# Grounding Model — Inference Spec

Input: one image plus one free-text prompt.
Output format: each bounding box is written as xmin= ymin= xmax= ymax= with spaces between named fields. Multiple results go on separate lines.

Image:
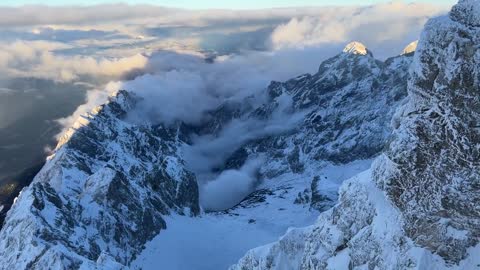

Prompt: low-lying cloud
xmin=270 ymin=2 xmax=446 ymax=59
xmin=0 ymin=40 xmax=148 ymax=82
xmin=106 ymin=48 xmax=330 ymax=126
xmin=200 ymin=157 xmax=264 ymax=211
xmin=183 ymin=92 xmax=306 ymax=173
xmin=0 ymin=2 xmax=448 ymax=85
xmin=181 ymin=89 xmax=307 ymax=211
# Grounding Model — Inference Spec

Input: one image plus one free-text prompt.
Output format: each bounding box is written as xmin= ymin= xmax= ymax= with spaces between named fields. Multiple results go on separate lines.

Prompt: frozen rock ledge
xmin=450 ymin=0 xmax=480 ymax=26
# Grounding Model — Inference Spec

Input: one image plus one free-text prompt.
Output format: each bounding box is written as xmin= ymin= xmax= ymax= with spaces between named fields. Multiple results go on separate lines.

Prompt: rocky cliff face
xmin=231 ymin=1 xmax=480 ymax=269
xmin=0 ymin=91 xmax=199 ymax=269
xmin=375 ymin=0 xmax=480 ymax=263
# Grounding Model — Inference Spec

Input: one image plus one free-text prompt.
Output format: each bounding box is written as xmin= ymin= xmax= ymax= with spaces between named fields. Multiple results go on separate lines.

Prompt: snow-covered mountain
xmin=231 ymin=0 xmax=480 ymax=269
xmin=0 ymin=1 xmax=478 ymax=269
xmin=0 ymin=91 xmax=200 ymax=269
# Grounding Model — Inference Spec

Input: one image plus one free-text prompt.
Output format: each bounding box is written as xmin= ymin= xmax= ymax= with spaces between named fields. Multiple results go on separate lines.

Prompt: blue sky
xmin=0 ymin=0 xmax=456 ymax=9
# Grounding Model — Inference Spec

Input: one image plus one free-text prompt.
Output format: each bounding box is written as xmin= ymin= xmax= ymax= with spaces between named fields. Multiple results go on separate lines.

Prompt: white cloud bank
xmin=0 ymin=2 xmax=448 ymax=83
xmin=0 ymin=40 xmax=148 ymax=82
xmin=200 ymin=158 xmax=264 ymax=211
xmin=270 ymin=2 xmax=446 ymax=58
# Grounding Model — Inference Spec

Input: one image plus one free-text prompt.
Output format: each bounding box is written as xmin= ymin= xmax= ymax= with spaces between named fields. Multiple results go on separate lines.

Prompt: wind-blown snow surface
xmin=232 ymin=0 xmax=480 ymax=269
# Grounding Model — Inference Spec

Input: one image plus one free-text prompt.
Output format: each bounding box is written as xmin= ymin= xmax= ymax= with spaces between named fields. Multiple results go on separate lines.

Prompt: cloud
xmin=183 ymin=91 xmax=307 ymax=174
xmin=54 ymin=81 xmax=121 ymax=139
xmin=124 ymin=71 xmax=217 ymax=125
xmin=0 ymin=4 xmax=372 ymax=28
xmin=0 ymin=2 xmax=448 ymax=84
xmin=105 ymin=45 xmax=337 ymax=127
xmin=270 ymin=2 xmax=447 ymax=59
xmin=180 ymin=90 xmax=307 ymax=211
xmin=0 ymin=40 xmax=148 ymax=82
xmin=200 ymin=157 xmax=263 ymax=211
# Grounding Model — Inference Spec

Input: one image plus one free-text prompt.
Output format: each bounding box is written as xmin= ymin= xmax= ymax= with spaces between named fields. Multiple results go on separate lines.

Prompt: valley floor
xmin=132 ymin=159 xmax=372 ymax=269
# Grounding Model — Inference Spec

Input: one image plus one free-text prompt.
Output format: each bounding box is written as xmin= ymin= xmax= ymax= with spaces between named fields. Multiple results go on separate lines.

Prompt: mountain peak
xmin=401 ymin=40 xmax=418 ymax=55
xmin=450 ymin=0 xmax=480 ymax=27
xmin=343 ymin=41 xmax=371 ymax=56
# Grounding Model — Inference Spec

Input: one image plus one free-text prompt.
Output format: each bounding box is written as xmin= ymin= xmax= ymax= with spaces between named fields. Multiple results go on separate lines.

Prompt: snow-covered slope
xmin=375 ymin=0 xmax=480 ymax=263
xmin=0 ymin=91 xmax=199 ymax=269
xmin=231 ymin=1 xmax=480 ymax=269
